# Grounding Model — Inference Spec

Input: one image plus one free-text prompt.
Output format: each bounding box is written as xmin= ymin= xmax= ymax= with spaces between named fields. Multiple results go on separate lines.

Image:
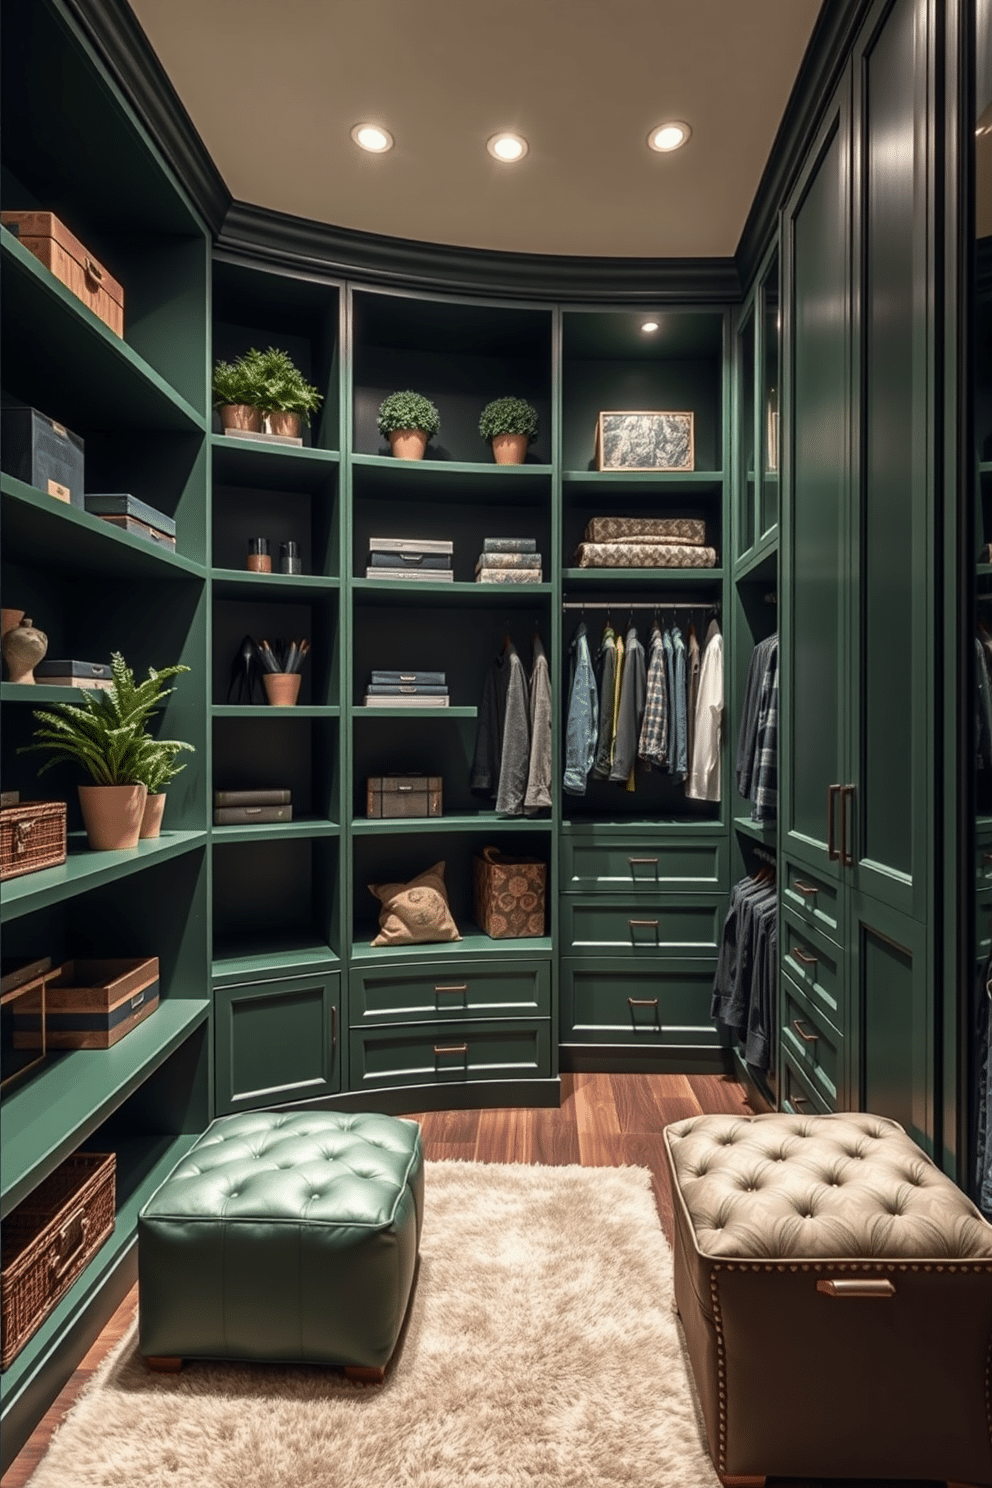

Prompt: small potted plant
xmin=478 ymin=396 xmax=539 ymax=465
xmin=252 ymin=346 xmax=323 ymax=441
xmin=213 ymin=350 xmax=267 ymax=433
xmin=21 ymin=653 xmax=193 ymax=851
xmin=377 ymin=390 xmax=441 ymax=460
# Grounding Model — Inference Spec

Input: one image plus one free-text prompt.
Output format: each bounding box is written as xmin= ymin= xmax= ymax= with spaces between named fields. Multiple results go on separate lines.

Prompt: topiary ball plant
xmin=478 ymin=396 xmax=539 ymax=445
xmin=377 ymin=391 xmax=441 ymax=439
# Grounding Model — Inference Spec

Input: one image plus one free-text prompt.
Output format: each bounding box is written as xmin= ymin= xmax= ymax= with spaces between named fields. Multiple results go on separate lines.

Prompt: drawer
xmin=349 ymin=1018 xmax=551 ymax=1091
xmin=561 ymin=834 xmax=727 ymax=894
xmin=780 ymin=973 xmax=842 ymax=1111
xmin=780 ymin=856 xmax=843 ymax=944
xmin=780 ymin=1048 xmax=829 ymax=1115
xmin=780 ymin=910 xmax=844 ymax=1030
xmin=560 ymin=956 xmax=720 ymax=1047
xmin=349 ymin=958 xmax=550 ymax=1025
xmin=214 ymin=971 xmax=340 ymax=1116
xmin=561 ymin=896 xmax=723 ymax=956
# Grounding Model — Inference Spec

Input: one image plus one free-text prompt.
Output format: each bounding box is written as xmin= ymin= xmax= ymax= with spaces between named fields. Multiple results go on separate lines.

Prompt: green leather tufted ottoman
xmin=664 ymin=1112 xmax=992 ymax=1488
xmin=138 ymin=1110 xmax=423 ymax=1382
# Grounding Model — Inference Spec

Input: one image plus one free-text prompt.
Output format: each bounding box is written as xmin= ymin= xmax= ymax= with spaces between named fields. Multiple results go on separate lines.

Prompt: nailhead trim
xmin=710 ymin=1265 xmax=728 ymax=1472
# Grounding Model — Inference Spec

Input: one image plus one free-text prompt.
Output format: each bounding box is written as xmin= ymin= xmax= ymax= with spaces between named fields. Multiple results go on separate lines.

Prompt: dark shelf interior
xmin=212 ymin=835 xmax=338 ymax=961
xmin=212 ymin=469 xmax=338 ymax=577
xmin=211 ymin=593 xmax=338 ymax=706
xmin=213 ymin=715 xmax=338 ymax=821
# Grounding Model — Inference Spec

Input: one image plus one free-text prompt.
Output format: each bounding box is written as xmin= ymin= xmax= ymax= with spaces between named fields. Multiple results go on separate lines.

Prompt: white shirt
xmin=685 ymin=625 xmax=723 ymax=801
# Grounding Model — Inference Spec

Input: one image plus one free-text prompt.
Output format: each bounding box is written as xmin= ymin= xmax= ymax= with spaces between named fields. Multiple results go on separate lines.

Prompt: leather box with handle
xmin=473 ymin=845 xmax=547 ymax=939
xmin=1 ymin=212 xmax=124 ymax=337
xmin=366 ymin=775 xmax=442 ymax=818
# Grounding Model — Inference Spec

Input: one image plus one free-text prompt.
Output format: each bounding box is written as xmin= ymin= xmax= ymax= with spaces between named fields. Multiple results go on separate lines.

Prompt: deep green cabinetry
xmin=214 ymin=971 xmax=340 ymax=1115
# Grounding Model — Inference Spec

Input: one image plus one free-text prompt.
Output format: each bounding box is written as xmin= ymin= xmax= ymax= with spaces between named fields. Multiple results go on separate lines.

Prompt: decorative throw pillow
xmin=368 ymin=860 xmax=462 ymax=947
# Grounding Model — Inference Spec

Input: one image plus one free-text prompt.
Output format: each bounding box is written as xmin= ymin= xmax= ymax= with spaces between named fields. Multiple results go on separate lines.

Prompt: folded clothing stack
xmin=367 ymin=536 xmax=453 ymax=581
xmin=213 ymin=788 xmax=293 ymax=826
xmin=573 ymin=516 xmax=717 ymax=569
xmin=365 ymin=670 xmax=449 ymax=706
xmin=34 ymin=659 xmax=113 ymax=691
xmin=475 ymin=537 xmax=542 ymax=583
xmin=84 ymin=493 xmax=176 ymax=552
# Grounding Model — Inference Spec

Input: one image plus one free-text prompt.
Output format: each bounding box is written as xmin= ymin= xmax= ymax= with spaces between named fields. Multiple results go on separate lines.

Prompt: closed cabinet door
xmin=215 ymin=972 xmax=340 ymax=1115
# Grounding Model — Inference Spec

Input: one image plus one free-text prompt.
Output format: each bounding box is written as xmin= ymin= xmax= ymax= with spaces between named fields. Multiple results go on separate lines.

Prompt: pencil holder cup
xmin=263 ymin=673 xmax=301 ymax=707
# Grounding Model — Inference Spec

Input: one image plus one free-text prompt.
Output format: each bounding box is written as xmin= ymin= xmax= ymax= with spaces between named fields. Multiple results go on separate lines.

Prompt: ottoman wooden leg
xmin=344 ymin=1364 xmax=386 ymax=1385
xmin=146 ymin=1356 xmax=184 ymax=1374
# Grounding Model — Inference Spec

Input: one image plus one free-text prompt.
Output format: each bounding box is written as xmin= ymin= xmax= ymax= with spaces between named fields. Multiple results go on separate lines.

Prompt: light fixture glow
xmin=648 ymin=121 xmax=691 ymax=153
xmin=487 ymin=132 xmax=528 ymax=163
xmin=640 ymin=321 xmax=660 ymax=334
xmin=351 ymin=123 xmax=394 ymax=153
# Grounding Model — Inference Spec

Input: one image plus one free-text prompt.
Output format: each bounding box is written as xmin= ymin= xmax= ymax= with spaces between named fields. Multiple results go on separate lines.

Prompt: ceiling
xmin=128 ymin=0 xmax=824 ymax=259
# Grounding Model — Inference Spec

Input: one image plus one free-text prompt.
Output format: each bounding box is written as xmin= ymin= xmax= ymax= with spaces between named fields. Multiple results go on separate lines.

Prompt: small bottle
xmin=247 ymin=537 xmax=272 ymax=574
xmin=279 ymin=540 xmax=302 ymax=575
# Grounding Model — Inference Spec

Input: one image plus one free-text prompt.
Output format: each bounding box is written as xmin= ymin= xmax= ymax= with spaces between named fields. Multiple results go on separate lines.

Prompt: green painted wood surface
xmin=351 ymin=814 xmax=553 ymax=835
xmin=350 ymin=958 xmax=551 ymax=1024
xmin=560 ymin=895 xmax=724 ymax=956
xmin=560 ymin=833 xmax=728 ymax=893
xmin=559 ymin=955 xmax=720 ymax=1046
xmin=781 ymin=971 xmax=843 ymax=1110
xmin=214 ymin=972 xmax=340 ymax=1114
xmin=212 ymin=940 xmax=340 ymax=986
xmin=0 ymin=831 xmax=206 ymax=923
xmin=780 ymin=908 xmax=845 ymax=1031
xmin=349 ymin=932 xmax=553 ymax=963
xmin=348 ymin=1017 xmax=551 ymax=1089
xmin=780 ymin=852 xmax=844 ymax=944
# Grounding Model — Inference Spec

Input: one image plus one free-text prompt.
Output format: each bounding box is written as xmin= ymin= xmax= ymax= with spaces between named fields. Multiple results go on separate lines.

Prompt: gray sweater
xmin=525 ymin=635 xmax=552 ymax=812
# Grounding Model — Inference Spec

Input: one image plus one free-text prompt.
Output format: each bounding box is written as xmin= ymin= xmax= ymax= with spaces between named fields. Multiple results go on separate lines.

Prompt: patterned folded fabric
xmin=583 ymin=516 xmax=707 ymax=545
xmin=573 ymin=541 xmax=717 ymax=569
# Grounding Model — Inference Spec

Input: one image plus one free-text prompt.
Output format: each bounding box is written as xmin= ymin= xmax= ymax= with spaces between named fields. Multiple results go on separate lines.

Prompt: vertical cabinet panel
xmin=852 ymin=896 xmax=929 ymax=1150
xmin=215 ymin=973 xmax=340 ymax=1115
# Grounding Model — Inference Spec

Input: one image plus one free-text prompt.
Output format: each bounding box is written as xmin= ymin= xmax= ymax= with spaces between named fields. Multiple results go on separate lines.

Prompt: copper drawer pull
xmin=840 ymin=783 xmax=855 ymax=868
xmin=792 ymin=1018 xmax=819 ymax=1043
xmin=792 ymin=947 xmax=817 ymax=966
xmin=790 ymin=1093 xmax=810 ymax=1109
xmin=434 ymin=1043 xmax=468 ymax=1056
xmin=628 ymin=856 xmax=659 ymax=866
xmin=816 ymin=1279 xmax=896 ymax=1299
xmin=434 ymin=984 xmax=468 ymax=995
xmin=331 ymin=1004 xmax=337 ymax=1050
xmin=827 ymin=783 xmax=841 ymax=861
xmin=793 ymin=880 xmax=819 ymax=897
xmin=628 ymin=919 xmax=659 ymax=928
xmin=627 ymin=997 xmax=659 ymax=1008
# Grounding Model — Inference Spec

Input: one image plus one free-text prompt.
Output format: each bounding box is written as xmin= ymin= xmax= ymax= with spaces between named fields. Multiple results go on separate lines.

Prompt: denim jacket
xmin=563 ymin=623 xmax=598 ymax=795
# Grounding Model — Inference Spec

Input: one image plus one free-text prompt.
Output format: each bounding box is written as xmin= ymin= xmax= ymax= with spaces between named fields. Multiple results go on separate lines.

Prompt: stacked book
xmin=364 ymin=670 xmax=449 ymax=707
xmin=475 ymin=537 xmax=542 ymax=583
xmin=366 ymin=536 xmax=453 ymax=581
xmin=83 ymin=493 xmax=176 ymax=553
xmin=213 ymin=788 xmax=293 ymax=826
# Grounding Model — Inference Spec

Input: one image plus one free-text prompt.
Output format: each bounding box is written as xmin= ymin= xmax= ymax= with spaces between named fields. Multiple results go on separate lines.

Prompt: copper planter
xmin=219 ymin=404 xmax=263 ymax=433
xmin=78 ymin=783 xmax=147 ymax=851
xmin=491 ymin=433 xmax=528 ymax=465
xmin=139 ymin=792 xmax=166 ymax=839
xmin=263 ymin=673 xmax=302 ymax=707
xmin=263 ymin=410 xmax=301 ymax=439
xmin=389 ymin=429 xmax=428 ymax=460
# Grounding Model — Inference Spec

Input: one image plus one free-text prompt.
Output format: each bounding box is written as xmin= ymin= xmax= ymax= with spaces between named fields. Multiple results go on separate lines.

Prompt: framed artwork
xmin=594 ymin=411 xmax=695 ymax=472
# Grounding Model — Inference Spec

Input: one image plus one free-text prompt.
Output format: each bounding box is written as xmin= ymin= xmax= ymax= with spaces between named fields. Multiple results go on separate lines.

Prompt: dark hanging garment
xmin=610 ymin=625 xmax=646 ymax=787
xmin=592 ymin=624 xmax=618 ymax=779
xmin=638 ymin=624 xmax=668 ymax=769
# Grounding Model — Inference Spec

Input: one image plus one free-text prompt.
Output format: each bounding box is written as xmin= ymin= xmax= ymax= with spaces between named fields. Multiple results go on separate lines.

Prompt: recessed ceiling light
xmin=487 ymin=132 xmax=529 ymax=163
xmin=641 ymin=321 xmax=660 ymax=334
xmin=351 ymin=123 xmax=394 ymax=153
xmin=648 ymin=122 xmax=691 ymax=153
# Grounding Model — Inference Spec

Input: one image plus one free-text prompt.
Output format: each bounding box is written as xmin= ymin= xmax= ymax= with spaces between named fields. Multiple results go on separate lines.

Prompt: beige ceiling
xmin=130 ymin=0 xmax=824 ymax=258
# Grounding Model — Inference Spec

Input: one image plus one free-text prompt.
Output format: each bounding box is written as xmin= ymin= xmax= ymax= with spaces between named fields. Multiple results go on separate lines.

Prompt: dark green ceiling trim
xmin=59 ymin=0 xmax=231 ymax=235
xmin=218 ymin=201 xmax=741 ymax=304
xmin=736 ymin=0 xmax=876 ymax=288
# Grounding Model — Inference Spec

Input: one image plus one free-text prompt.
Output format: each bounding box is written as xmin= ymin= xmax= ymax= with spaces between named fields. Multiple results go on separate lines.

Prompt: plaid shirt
xmin=751 ymin=640 xmax=779 ymax=822
xmin=638 ymin=626 xmax=668 ymax=768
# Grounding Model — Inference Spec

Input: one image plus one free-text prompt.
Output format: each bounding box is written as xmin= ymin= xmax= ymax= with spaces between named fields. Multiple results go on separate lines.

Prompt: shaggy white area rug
xmin=27 ymin=1161 xmax=718 ymax=1487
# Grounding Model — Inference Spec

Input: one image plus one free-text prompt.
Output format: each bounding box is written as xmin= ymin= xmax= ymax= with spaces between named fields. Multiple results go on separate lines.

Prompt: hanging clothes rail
xmin=561 ymin=600 xmax=721 ymax=612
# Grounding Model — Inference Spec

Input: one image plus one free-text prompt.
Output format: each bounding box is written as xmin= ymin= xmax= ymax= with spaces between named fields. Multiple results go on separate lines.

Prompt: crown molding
xmin=60 ymin=0 xmax=231 ymax=235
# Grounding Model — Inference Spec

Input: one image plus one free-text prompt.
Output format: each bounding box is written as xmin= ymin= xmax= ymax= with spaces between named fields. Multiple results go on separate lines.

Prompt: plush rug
xmin=26 ymin=1161 xmax=718 ymax=1487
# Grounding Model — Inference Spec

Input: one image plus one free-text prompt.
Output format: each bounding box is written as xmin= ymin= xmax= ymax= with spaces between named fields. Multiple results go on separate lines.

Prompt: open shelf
xmin=354 ymin=705 xmax=478 ymax=720
xmin=350 ymin=929 xmax=553 ymax=963
xmin=352 ymin=453 xmax=553 ymax=484
xmin=0 ymin=831 xmax=206 ymax=923
xmin=0 ymin=229 xmax=203 ymax=435
xmin=1 ymin=682 xmax=97 ymax=705
xmin=352 ymin=578 xmax=551 ymax=604
xmin=211 ymin=434 xmax=339 ymax=490
xmin=562 ymin=567 xmax=724 ymax=585
xmin=211 ymin=818 xmax=340 ymax=843
xmin=352 ymin=814 xmax=553 ymax=835
xmin=0 ymin=476 xmax=206 ymax=580
xmin=734 ymin=539 xmax=778 ymax=584
xmin=562 ymin=470 xmax=723 ymax=495
xmin=0 ymin=998 xmax=209 ymax=1215
xmin=211 ymin=570 xmax=338 ymax=601
xmin=733 ymin=816 xmax=777 ymax=844
xmin=211 ymin=704 xmax=339 ymax=719
xmin=212 ymin=937 xmax=340 ymax=987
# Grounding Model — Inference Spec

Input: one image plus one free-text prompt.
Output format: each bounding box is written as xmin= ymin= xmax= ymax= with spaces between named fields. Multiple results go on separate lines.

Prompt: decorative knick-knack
xmin=2 ymin=617 xmax=48 ymax=684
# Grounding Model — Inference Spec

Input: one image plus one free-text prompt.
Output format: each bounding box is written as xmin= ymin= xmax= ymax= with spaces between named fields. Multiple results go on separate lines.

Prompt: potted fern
xmin=377 ymin=390 xmax=441 ymax=460
xmin=21 ymin=654 xmax=194 ymax=851
xmin=213 ymin=347 xmax=323 ymax=440
xmin=478 ymin=396 xmax=539 ymax=465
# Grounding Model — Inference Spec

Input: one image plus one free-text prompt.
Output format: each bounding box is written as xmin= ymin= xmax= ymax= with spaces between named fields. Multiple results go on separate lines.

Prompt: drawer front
xmin=780 ymin=910 xmax=845 ymax=1031
xmin=781 ymin=856 xmax=843 ymax=944
xmin=561 ymin=896 xmax=723 ymax=956
xmin=350 ymin=958 xmax=550 ymax=1025
xmin=215 ymin=972 xmax=340 ymax=1116
xmin=780 ymin=1049 xmax=829 ymax=1115
xmin=349 ymin=1019 xmax=551 ymax=1090
xmin=560 ymin=956 xmax=720 ymax=1047
xmin=780 ymin=973 xmax=842 ymax=1111
xmin=561 ymin=835 xmax=727 ymax=895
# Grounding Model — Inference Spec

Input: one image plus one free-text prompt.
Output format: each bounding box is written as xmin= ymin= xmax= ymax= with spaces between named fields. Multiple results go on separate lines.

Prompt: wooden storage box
xmin=367 ymin=776 xmax=442 ymax=818
xmin=1 ymin=1153 xmax=116 ymax=1370
xmin=473 ymin=846 xmax=547 ymax=939
xmin=11 ymin=958 xmax=160 ymax=1051
xmin=1 ymin=212 xmax=124 ymax=337
xmin=0 ymin=801 xmax=67 ymax=882
xmin=0 ymin=960 xmax=50 ymax=1091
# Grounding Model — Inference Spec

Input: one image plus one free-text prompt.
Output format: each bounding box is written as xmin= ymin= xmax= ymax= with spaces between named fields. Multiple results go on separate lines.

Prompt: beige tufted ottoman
xmin=664 ymin=1112 xmax=992 ymax=1488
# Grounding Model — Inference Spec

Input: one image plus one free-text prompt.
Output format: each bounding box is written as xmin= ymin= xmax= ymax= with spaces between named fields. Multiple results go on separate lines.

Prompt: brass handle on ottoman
xmin=792 ymin=947 xmax=817 ymax=967
xmin=434 ymin=1043 xmax=468 ymax=1056
xmin=793 ymin=880 xmax=819 ymax=897
xmin=792 ymin=1018 xmax=819 ymax=1043
xmin=816 ymin=1279 xmax=896 ymax=1299
xmin=627 ymin=997 xmax=659 ymax=1008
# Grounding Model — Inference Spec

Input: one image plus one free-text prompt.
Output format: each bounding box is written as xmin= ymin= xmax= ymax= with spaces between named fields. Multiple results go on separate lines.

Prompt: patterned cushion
xmin=584 ymin=516 xmax=707 ymax=544
xmin=368 ymin=859 xmax=461 ymax=946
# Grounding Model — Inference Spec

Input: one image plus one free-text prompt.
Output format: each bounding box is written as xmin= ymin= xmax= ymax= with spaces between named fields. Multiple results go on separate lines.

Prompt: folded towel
xmin=573 ymin=541 xmax=717 ymax=569
xmin=583 ymin=516 xmax=706 ymax=545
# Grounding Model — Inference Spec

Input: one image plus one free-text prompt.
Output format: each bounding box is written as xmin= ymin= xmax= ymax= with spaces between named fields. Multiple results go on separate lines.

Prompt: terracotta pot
xmin=78 ymin=783 xmax=147 ymax=851
xmin=1 ymin=608 xmax=25 ymax=639
xmin=389 ymin=429 xmax=428 ymax=460
xmin=140 ymin=792 xmax=167 ymax=839
xmin=491 ymin=433 xmax=529 ymax=465
xmin=263 ymin=672 xmax=302 ymax=707
xmin=2 ymin=617 xmax=48 ymax=684
xmin=263 ymin=410 xmax=301 ymax=439
xmin=219 ymin=403 xmax=263 ymax=433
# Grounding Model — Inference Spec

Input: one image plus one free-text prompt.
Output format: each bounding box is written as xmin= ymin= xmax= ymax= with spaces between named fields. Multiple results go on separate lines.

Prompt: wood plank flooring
xmin=1 ymin=1073 xmax=940 ymax=1488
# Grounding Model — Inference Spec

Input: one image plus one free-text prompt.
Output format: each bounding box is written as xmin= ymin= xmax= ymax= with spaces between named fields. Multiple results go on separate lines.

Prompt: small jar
xmin=247 ymin=537 xmax=272 ymax=574
xmin=279 ymin=541 xmax=302 ymax=575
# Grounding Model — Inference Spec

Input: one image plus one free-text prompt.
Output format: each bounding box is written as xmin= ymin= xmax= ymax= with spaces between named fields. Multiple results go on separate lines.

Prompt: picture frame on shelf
xmin=594 ymin=411 xmax=695 ymax=472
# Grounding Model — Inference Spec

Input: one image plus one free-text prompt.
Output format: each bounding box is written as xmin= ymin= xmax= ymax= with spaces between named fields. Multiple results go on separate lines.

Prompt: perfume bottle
xmin=247 ymin=537 xmax=272 ymax=574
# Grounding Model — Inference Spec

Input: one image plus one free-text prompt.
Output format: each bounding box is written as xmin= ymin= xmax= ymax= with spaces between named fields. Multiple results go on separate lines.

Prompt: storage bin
xmin=1 ymin=211 xmax=124 ymax=337
xmin=473 ymin=846 xmax=547 ymax=939
xmin=367 ymin=776 xmax=442 ymax=818
xmin=0 ymin=801 xmax=67 ymax=882
xmin=1 ymin=1152 xmax=116 ymax=1369
xmin=0 ymin=405 xmax=85 ymax=508
xmin=12 ymin=958 xmax=160 ymax=1051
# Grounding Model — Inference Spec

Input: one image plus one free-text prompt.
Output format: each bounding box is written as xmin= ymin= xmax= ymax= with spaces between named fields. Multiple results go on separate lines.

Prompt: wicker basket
xmin=0 ymin=801 xmax=67 ymax=882
xmin=1 ymin=1152 xmax=116 ymax=1370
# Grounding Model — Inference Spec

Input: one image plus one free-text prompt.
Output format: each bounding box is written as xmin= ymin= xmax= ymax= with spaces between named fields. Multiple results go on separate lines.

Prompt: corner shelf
xmin=211 ymin=938 xmax=340 ymax=986
xmin=0 ymin=830 xmax=207 ymax=923
xmin=210 ymin=433 xmax=339 ymax=491
xmin=1 ymin=228 xmax=204 ymax=434
xmin=562 ymin=470 xmax=724 ymax=494
xmin=349 ymin=930 xmax=553 ymax=963
xmin=211 ymin=570 xmax=339 ymax=600
xmin=210 ymin=819 xmax=340 ymax=843
xmin=1 ymin=682 xmax=96 ymax=705
xmin=562 ymin=568 xmax=723 ymax=585
xmin=351 ymin=814 xmax=553 ymax=835
xmin=352 ymin=453 xmax=553 ymax=479
xmin=352 ymin=578 xmax=551 ymax=605
xmin=353 ymin=705 xmax=477 ymax=720
xmin=733 ymin=816 xmax=777 ymax=844
xmin=211 ymin=704 xmax=340 ymax=719
xmin=734 ymin=538 xmax=778 ymax=584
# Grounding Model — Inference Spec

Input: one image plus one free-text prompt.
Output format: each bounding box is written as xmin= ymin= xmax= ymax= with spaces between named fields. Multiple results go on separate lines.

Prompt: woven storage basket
xmin=1 ymin=1152 xmax=115 ymax=1369
xmin=473 ymin=845 xmax=547 ymax=939
xmin=0 ymin=801 xmax=67 ymax=882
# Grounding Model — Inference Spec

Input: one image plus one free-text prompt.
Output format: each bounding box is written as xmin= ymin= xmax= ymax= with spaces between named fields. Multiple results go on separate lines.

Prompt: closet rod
xmin=561 ymin=600 xmax=721 ymax=612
